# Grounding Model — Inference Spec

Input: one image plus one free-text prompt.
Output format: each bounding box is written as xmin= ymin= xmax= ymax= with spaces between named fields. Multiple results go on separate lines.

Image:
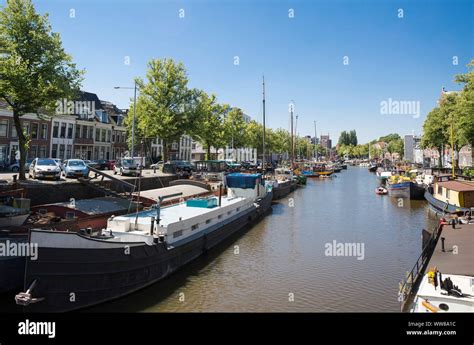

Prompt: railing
xmin=398 ymin=223 xmax=443 ymax=311
xmin=79 ymin=166 xmax=136 ymax=199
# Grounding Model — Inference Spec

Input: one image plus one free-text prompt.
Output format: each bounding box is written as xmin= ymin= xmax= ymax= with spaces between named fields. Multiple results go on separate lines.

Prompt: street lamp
xmin=114 ymin=80 xmax=137 ymax=158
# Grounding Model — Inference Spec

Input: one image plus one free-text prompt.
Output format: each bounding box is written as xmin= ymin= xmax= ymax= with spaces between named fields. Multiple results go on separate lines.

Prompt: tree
xmin=188 ymin=91 xmax=227 ymax=159
xmin=223 ymin=107 xmax=247 ymax=153
xmin=0 ymin=0 xmax=83 ymax=179
xmin=454 ymin=60 xmax=474 ymax=162
xmin=133 ymin=58 xmax=194 ymax=161
xmin=349 ymin=130 xmax=358 ymax=146
xmin=272 ymin=128 xmax=290 ymax=157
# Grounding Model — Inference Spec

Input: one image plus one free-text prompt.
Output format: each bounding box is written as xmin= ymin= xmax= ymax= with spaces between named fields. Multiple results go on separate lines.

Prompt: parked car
xmin=106 ymin=160 xmax=116 ymax=170
xmin=63 ymin=159 xmax=90 ymax=178
xmin=91 ymin=159 xmax=111 ymax=170
xmin=113 ymin=158 xmax=140 ymax=176
xmin=9 ymin=159 xmax=34 ymax=172
xmin=28 ymin=158 xmax=61 ymax=180
xmin=150 ymin=161 xmax=164 ymax=170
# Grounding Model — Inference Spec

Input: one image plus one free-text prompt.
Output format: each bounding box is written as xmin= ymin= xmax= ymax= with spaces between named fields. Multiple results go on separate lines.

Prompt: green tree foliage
xmin=188 ymin=91 xmax=228 ymax=159
xmin=223 ymin=107 xmax=247 ymax=151
xmin=133 ymin=58 xmax=194 ymax=161
xmin=0 ymin=0 xmax=83 ymax=179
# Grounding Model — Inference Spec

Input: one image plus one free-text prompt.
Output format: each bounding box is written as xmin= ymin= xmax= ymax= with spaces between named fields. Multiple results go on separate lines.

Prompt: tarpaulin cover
xmin=226 ymin=173 xmax=262 ymax=189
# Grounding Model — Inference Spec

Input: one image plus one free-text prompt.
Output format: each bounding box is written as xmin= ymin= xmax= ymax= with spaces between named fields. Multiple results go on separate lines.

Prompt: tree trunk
xmin=13 ymin=110 xmax=27 ymax=180
xmin=162 ymin=139 xmax=168 ymax=162
xmin=206 ymin=142 xmax=211 ymax=161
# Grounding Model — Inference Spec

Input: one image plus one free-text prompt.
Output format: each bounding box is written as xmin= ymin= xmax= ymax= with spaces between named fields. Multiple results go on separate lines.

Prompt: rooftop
xmin=437 ymin=181 xmax=474 ymax=192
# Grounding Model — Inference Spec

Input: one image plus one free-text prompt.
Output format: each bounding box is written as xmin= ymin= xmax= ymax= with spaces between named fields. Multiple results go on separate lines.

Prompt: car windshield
xmin=37 ymin=159 xmax=57 ymax=166
xmin=122 ymin=159 xmax=135 ymax=166
xmin=69 ymin=160 xmax=85 ymax=167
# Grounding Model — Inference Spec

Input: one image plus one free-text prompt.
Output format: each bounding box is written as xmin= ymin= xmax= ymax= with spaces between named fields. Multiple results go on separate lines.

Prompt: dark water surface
xmin=88 ymin=166 xmax=438 ymax=312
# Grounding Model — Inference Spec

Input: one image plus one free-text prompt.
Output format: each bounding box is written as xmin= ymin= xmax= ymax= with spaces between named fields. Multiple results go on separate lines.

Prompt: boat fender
xmin=421 ymin=300 xmax=439 ymax=313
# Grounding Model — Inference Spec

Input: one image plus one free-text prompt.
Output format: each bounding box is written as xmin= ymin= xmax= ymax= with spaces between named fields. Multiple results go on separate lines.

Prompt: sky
xmin=4 ymin=0 xmax=473 ymax=143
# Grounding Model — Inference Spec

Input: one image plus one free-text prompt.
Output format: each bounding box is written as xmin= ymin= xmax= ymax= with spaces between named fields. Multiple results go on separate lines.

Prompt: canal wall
xmin=13 ymin=174 xmax=178 ymax=206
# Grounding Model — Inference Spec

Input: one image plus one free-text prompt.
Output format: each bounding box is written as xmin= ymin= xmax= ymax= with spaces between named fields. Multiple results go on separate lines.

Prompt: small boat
xmin=368 ymin=164 xmax=377 ymax=173
xmin=376 ymin=169 xmax=393 ymax=183
xmin=0 ymin=196 xmax=30 ymax=227
xmin=375 ymin=187 xmax=388 ymax=195
xmin=16 ymin=173 xmax=273 ymax=312
xmin=272 ymin=168 xmax=293 ymax=199
xmin=341 ymin=164 xmax=348 ymax=170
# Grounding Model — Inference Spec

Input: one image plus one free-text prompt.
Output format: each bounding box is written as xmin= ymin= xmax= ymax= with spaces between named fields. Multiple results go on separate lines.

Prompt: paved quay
xmin=426 ymin=222 xmax=474 ymax=276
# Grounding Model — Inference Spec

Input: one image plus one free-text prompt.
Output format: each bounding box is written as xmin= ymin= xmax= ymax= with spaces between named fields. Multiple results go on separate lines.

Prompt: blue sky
xmin=5 ymin=0 xmax=474 ymax=143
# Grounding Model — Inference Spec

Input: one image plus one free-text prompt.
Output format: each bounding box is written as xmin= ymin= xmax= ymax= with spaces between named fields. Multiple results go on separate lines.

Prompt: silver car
xmin=28 ymin=158 xmax=61 ymax=180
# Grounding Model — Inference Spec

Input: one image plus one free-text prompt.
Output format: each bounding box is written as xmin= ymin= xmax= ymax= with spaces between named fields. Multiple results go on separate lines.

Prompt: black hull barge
xmin=16 ymin=173 xmax=272 ymax=312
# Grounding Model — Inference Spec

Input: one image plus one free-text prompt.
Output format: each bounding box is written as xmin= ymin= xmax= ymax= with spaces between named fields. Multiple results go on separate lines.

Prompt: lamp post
xmin=114 ymin=80 xmax=137 ymax=158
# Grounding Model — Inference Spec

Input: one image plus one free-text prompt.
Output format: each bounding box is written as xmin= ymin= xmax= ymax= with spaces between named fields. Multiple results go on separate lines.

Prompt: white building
xmin=50 ymin=115 xmax=76 ymax=160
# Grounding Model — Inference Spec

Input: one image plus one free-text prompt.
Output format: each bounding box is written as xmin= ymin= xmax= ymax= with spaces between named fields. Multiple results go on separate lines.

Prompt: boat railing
xmin=398 ymin=223 xmax=443 ymax=311
xmin=78 ymin=166 xmax=136 ymax=199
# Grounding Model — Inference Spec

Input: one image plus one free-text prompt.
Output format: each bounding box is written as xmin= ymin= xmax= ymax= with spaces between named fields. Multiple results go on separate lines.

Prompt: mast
xmin=290 ymin=103 xmax=294 ymax=167
xmin=314 ymin=121 xmax=317 ymax=161
xmin=295 ymin=114 xmax=298 ymax=161
xmin=262 ymin=75 xmax=266 ymax=173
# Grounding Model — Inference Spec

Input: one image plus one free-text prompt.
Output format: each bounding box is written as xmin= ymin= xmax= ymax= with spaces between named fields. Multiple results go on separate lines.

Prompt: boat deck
xmin=426 ymin=222 xmax=474 ymax=277
xmin=114 ymin=196 xmax=247 ymax=227
xmin=137 ymin=185 xmax=209 ymax=202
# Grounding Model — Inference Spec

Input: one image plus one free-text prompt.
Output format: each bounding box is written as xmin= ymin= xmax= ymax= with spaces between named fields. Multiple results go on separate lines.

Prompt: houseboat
xmin=424 ymin=178 xmax=474 ymax=215
xmin=15 ymin=173 xmax=273 ymax=312
xmin=272 ymin=168 xmax=293 ymax=199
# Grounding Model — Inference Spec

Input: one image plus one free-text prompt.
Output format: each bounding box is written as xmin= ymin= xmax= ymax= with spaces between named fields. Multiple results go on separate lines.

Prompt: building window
xmin=40 ymin=124 xmax=48 ymax=140
xmin=39 ymin=146 xmax=46 ymax=158
xmin=88 ymin=126 xmax=93 ymax=139
xmin=59 ymin=144 xmax=65 ymax=159
xmin=67 ymin=123 xmax=73 ymax=139
xmin=31 ymin=123 xmax=39 ymax=139
xmin=23 ymin=122 xmax=30 ymax=136
xmin=75 ymin=125 xmax=81 ymax=139
xmin=11 ymin=124 xmax=17 ymax=138
xmin=53 ymin=122 xmax=59 ymax=138
xmin=60 ymin=123 xmax=66 ymax=138
xmin=66 ymin=145 xmax=72 ymax=159
xmin=0 ymin=119 xmax=8 ymax=137
xmin=51 ymin=144 xmax=58 ymax=158
xmin=101 ymin=129 xmax=106 ymax=142
xmin=108 ymin=130 xmax=111 ymax=142
xmin=30 ymin=145 xmax=37 ymax=158
xmin=96 ymin=128 xmax=100 ymax=142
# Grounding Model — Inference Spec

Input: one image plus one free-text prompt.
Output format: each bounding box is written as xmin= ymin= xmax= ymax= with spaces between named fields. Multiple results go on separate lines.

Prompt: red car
xmin=107 ymin=160 xmax=116 ymax=170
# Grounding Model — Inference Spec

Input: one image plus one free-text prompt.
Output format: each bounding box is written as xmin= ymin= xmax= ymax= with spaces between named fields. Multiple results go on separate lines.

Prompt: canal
xmin=87 ymin=166 xmax=438 ymax=312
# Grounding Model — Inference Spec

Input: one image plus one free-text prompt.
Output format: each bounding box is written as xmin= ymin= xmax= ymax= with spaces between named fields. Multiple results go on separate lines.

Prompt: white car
xmin=28 ymin=158 xmax=61 ymax=180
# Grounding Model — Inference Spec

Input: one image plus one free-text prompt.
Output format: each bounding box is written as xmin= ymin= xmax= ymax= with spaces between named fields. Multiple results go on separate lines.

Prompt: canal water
xmin=87 ymin=166 xmax=438 ymax=312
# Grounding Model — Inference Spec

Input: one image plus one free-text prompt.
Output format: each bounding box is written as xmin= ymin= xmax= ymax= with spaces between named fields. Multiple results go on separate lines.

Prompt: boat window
xmin=438 ymin=186 xmax=442 ymax=195
xmin=445 ymin=189 xmax=450 ymax=198
xmin=218 ymin=214 xmax=223 ymax=219
xmin=236 ymin=207 xmax=240 ymax=212
xmin=192 ymin=224 xmax=199 ymax=230
xmin=438 ymin=303 xmax=449 ymax=311
xmin=227 ymin=210 xmax=232 ymax=215
xmin=173 ymin=230 xmax=183 ymax=238
xmin=205 ymin=219 xmax=211 ymax=224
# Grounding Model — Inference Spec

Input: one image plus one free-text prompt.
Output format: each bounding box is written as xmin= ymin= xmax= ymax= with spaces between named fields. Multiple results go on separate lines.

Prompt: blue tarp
xmin=226 ymin=173 xmax=262 ymax=189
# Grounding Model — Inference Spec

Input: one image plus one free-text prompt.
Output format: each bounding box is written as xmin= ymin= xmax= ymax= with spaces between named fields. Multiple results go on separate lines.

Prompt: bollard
xmin=13 ymin=175 xmax=17 ymax=182
xmin=451 ymin=219 xmax=456 ymax=229
xmin=441 ymin=237 xmax=446 ymax=252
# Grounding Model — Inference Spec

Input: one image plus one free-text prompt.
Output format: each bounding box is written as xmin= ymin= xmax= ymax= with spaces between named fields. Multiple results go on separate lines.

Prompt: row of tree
xmin=336 ymin=133 xmax=404 ymax=159
xmin=338 ymin=130 xmax=358 ymax=146
xmin=421 ymin=60 xmax=474 ymax=166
